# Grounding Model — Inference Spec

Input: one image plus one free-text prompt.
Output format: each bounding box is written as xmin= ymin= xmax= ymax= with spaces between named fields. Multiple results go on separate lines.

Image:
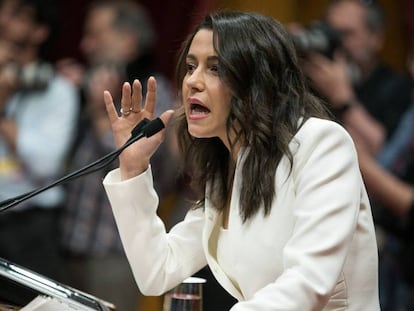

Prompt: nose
xmin=185 ymin=67 xmax=205 ymax=92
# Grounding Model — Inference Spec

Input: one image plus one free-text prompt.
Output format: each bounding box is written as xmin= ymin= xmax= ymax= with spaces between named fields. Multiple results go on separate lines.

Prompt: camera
xmin=291 ymin=20 xmax=341 ymax=59
xmin=3 ymin=62 xmax=53 ymax=91
xmin=17 ymin=62 xmax=53 ymax=90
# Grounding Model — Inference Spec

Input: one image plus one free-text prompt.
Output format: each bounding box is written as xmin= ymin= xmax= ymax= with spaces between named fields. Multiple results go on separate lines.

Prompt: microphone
xmin=0 ymin=117 xmax=165 ymax=213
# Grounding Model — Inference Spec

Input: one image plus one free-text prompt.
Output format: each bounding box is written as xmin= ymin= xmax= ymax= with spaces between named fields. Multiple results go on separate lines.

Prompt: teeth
xmin=191 ymin=108 xmax=209 ymax=115
xmin=190 ymin=103 xmax=210 ymax=114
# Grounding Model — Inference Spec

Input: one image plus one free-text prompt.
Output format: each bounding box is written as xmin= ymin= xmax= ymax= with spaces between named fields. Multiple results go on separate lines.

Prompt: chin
xmin=187 ymin=125 xmax=210 ymax=139
xmin=188 ymin=131 xmax=206 ymax=139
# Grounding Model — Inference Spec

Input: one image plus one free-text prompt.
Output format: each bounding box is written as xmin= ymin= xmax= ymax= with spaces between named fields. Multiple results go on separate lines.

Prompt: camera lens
xmin=291 ymin=20 xmax=341 ymax=58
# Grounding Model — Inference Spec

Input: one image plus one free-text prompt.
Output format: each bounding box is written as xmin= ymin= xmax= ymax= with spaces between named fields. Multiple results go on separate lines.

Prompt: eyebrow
xmin=186 ymin=54 xmax=219 ymax=62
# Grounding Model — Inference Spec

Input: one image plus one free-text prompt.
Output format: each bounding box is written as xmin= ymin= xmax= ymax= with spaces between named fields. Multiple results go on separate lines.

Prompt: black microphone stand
xmin=0 ymin=117 xmax=164 ymax=213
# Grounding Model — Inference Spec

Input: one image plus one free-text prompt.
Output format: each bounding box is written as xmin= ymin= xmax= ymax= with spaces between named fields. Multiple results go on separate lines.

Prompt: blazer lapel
xmin=202 ymin=203 xmax=244 ymax=301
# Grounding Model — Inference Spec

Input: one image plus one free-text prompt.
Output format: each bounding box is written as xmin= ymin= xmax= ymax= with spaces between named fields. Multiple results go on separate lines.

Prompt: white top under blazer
xmin=103 ymin=117 xmax=380 ymax=310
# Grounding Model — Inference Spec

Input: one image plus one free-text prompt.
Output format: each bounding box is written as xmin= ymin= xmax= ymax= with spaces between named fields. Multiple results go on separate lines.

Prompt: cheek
xmin=180 ymin=86 xmax=189 ymax=118
xmin=220 ymin=90 xmax=233 ymax=115
xmin=181 ymin=76 xmax=190 ymax=97
xmin=181 ymin=81 xmax=188 ymax=95
xmin=215 ymin=97 xmax=232 ymax=127
xmin=222 ymin=99 xmax=232 ymax=118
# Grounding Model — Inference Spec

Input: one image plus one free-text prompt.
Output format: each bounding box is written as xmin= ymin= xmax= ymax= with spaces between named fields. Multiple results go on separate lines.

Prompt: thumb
xmin=159 ymin=109 xmax=175 ymax=127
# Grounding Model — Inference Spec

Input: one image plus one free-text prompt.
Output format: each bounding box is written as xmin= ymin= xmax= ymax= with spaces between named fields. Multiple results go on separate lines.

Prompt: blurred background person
xmin=355 ymin=103 xmax=414 ymax=311
xmin=356 ymin=45 xmax=414 ymax=311
xmin=292 ymin=1 xmax=413 ymax=309
xmin=0 ymin=0 xmax=79 ymax=280
xmin=58 ymin=0 xmax=179 ymax=207
xmin=297 ymin=0 xmax=411 ymax=152
xmin=59 ymin=63 xmax=140 ymax=310
xmin=58 ymin=1 xmax=182 ymax=310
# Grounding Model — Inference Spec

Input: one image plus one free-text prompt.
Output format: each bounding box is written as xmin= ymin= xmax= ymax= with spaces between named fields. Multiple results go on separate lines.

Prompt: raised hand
xmin=103 ymin=77 xmax=174 ymax=180
xmin=302 ymin=51 xmax=355 ymax=106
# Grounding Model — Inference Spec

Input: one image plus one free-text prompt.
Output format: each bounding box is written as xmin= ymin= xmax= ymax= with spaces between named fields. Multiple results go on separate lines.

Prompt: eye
xmin=210 ymin=63 xmax=219 ymax=75
xmin=186 ymin=63 xmax=196 ymax=74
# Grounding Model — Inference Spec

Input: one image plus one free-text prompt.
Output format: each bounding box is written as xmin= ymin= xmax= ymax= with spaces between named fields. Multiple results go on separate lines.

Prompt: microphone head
xmin=131 ymin=118 xmax=150 ymax=137
xmin=142 ymin=117 xmax=165 ymax=137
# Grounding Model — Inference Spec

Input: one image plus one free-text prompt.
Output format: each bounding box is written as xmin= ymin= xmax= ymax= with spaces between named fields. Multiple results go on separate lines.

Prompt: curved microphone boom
xmin=0 ymin=117 xmax=165 ymax=213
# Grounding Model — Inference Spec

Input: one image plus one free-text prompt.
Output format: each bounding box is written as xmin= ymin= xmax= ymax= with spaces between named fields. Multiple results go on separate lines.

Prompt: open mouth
xmin=190 ymin=103 xmax=210 ymax=115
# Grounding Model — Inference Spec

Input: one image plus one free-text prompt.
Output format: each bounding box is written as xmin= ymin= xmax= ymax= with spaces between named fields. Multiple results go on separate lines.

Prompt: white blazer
xmin=103 ymin=117 xmax=380 ymax=310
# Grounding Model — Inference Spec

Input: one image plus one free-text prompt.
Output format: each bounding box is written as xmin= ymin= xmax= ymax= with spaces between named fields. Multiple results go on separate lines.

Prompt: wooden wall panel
xmin=218 ymin=0 xmax=299 ymax=23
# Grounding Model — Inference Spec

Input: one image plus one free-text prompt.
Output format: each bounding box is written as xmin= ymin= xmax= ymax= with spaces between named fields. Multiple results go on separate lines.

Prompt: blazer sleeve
xmin=103 ymin=167 xmax=207 ymax=296
xmin=231 ymin=119 xmax=371 ymax=310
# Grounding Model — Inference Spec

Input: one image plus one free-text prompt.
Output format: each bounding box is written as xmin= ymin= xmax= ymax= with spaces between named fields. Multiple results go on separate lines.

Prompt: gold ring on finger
xmin=120 ymin=108 xmax=131 ymax=116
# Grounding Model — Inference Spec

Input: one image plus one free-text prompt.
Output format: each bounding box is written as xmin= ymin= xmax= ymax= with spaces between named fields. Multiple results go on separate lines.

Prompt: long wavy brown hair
xmin=174 ymin=11 xmax=331 ymax=222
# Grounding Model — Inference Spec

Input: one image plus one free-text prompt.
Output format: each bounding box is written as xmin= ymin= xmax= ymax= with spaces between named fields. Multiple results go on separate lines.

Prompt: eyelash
xmin=186 ymin=63 xmax=195 ymax=74
xmin=185 ymin=63 xmax=219 ymax=74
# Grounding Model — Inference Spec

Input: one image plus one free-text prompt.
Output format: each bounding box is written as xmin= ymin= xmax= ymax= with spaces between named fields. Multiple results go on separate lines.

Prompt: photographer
xmin=293 ymin=1 xmax=413 ymax=310
xmin=295 ymin=0 xmax=411 ymax=154
xmin=0 ymin=0 xmax=79 ymax=280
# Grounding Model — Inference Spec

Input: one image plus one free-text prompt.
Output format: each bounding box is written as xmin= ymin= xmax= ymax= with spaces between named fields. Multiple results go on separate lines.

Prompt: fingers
xmin=120 ymin=82 xmax=132 ymax=116
xmin=103 ymin=90 xmax=119 ymax=123
xmin=333 ymin=50 xmax=348 ymax=69
xmin=105 ymin=77 xmax=158 ymax=120
xmin=159 ymin=109 xmax=175 ymax=127
xmin=131 ymin=79 xmax=142 ymax=113
xmin=307 ymin=52 xmax=331 ymax=65
xmin=120 ymin=79 xmax=152 ymax=116
xmin=144 ymin=76 xmax=157 ymax=114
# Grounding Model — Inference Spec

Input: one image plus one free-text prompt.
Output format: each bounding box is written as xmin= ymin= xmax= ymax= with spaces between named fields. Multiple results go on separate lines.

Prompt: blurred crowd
xmin=0 ymin=0 xmax=183 ymax=310
xmin=0 ymin=0 xmax=414 ymax=310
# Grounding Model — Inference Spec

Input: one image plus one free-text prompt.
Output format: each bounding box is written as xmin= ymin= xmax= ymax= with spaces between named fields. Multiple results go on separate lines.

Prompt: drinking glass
xmin=163 ymin=277 xmax=206 ymax=311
